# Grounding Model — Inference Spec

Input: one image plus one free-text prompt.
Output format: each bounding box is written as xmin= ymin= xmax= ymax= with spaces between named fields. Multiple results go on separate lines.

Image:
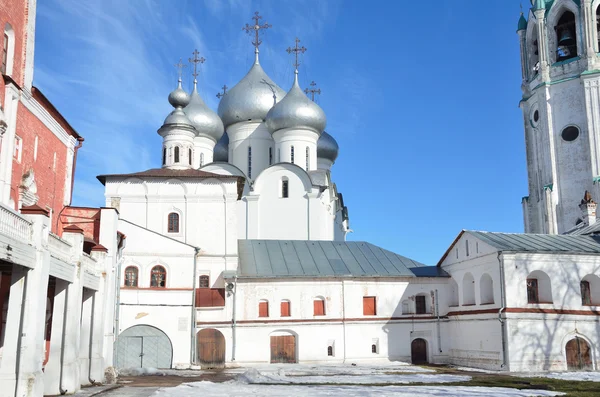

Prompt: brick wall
xmin=0 ymin=0 xmax=28 ymax=89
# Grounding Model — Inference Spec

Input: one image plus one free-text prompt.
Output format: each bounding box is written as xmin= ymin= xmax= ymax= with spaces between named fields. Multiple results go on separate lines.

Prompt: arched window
xmin=327 ymin=346 xmax=333 ymax=356
xmin=281 ymin=177 xmax=289 ymax=198
xmin=258 ymin=299 xmax=269 ymax=317
xmin=290 ymin=145 xmax=295 ymax=164
xmin=581 ymin=274 xmax=600 ymax=305
xmin=2 ymin=24 xmax=14 ymax=76
xmin=313 ymin=297 xmax=325 ymax=316
xmin=529 ymin=25 xmax=540 ymax=79
xmin=269 ymin=147 xmax=273 ymax=165
xmin=555 ymin=11 xmax=577 ymax=62
xmin=278 ymin=148 xmax=281 ymax=163
xmin=199 ymin=275 xmax=209 ymax=288
xmin=526 ymin=270 xmax=553 ymax=304
xmin=124 ymin=266 xmax=138 ymax=287
xmin=174 ymin=146 xmax=180 ymax=163
xmin=480 ymin=273 xmax=494 ymax=304
xmin=162 ymin=147 xmax=166 ymax=165
xmin=462 ymin=272 xmax=475 ymax=305
xmin=248 ymin=146 xmax=252 ymax=178
xmin=305 ymin=146 xmax=309 ymax=170
xmin=200 ymin=152 xmax=204 ymax=167
xmin=168 ymin=212 xmax=179 ymax=233
xmin=280 ymin=300 xmax=290 ymax=317
xmin=448 ymin=278 xmax=459 ymax=307
xmin=189 ymin=148 xmax=192 ymax=165
xmin=150 ymin=265 xmax=166 ymax=288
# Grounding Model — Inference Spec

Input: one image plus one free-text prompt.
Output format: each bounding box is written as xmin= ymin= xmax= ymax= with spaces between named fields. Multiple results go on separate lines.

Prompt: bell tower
xmin=518 ymin=0 xmax=600 ymax=234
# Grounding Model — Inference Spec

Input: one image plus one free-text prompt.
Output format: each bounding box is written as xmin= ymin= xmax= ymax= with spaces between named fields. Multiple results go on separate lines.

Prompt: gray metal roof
xmin=564 ymin=221 xmax=600 ymax=236
xmin=468 ymin=231 xmax=600 ymax=253
xmin=237 ymin=240 xmax=431 ymax=279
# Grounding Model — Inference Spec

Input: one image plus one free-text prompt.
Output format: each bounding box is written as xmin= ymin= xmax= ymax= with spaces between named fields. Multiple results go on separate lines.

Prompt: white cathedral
xmin=100 ymin=6 xmax=600 ymax=374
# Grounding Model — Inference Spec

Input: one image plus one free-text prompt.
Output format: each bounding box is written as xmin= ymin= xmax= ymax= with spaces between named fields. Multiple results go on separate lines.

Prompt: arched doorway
xmin=566 ymin=337 xmax=593 ymax=370
xmin=197 ymin=328 xmax=226 ymax=368
xmin=411 ymin=338 xmax=428 ymax=364
xmin=270 ymin=331 xmax=296 ymax=363
xmin=115 ymin=325 xmax=173 ymax=369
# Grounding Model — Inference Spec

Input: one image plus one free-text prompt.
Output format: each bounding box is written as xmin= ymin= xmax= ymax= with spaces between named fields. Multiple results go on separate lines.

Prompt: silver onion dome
xmin=163 ymin=79 xmax=193 ymax=126
xmin=317 ymin=131 xmax=339 ymax=163
xmin=184 ymin=81 xmax=224 ymax=142
xmin=213 ymin=132 xmax=229 ymax=162
xmin=217 ymin=52 xmax=286 ymax=129
xmin=265 ymin=73 xmax=326 ymax=134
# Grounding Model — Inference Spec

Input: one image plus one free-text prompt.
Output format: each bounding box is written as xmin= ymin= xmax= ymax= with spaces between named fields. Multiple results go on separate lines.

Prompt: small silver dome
xmin=184 ymin=81 xmax=224 ymax=142
xmin=265 ymin=73 xmax=326 ymax=134
xmin=162 ymin=80 xmax=193 ymax=127
xmin=213 ymin=132 xmax=229 ymax=162
xmin=317 ymin=131 xmax=338 ymax=163
xmin=218 ymin=52 xmax=286 ymax=129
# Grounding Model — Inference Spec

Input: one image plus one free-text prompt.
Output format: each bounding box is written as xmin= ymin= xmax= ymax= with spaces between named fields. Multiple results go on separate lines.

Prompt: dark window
xmin=199 ymin=275 xmax=209 ymax=288
xmin=371 ymin=344 xmax=377 ymax=353
xmin=174 ymin=146 xmax=180 ymax=163
xmin=124 ymin=266 xmax=138 ymax=287
xmin=189 ymin=148 xmax=192 ymax=165
xmin=363 ymin=296 xmax=376 ymax=315
xmin=1 ymin=33 xmax=7 ymax=75
xmin=151 ymin=266 xmax=166 ymax=288
xmin=313 ymin=299 xmax=325 ymax=316
xmin=200 ymin=153 xmax=204 ymax=166
xmin=555 ymin=11 xmax=577 ymax=62
xmin=415 ymin=295 xmax=427 ymax=314
xmin=581 ymin=280 xmax=592 ymax=305
xmin=282 ymin=180 xmax=289 ymax=198
xmin=533 ymin=110 xmax=539 ymax=123
xmin=259 ymin=301 xmax=269 ymax=317
xmin=248 ymin=146 xmax=252 ymax=178
xmin=269 ymin=147 xmax=273 ymax=165
xmin=562 ymin=126 xmax=579 ymax=142
xmin=305 ymin=146 xmax=309 ymax=170
xmin=527 ymin=278 xmax=539 ymax=303
xmin=162 ymin=148 xmax=166 ymax=165
xmin=168 ymin=212 xmax=179 ymax=233
xmin=291 ymin=145 xmax=295 ymax=164
xmin=327 ymin=346 xmax=333 ymax=356
xmin=281 ymin=301 xmax=290 ymax=317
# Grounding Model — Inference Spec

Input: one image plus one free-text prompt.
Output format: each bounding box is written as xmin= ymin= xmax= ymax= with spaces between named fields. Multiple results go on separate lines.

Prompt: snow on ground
xmin=521 ymin=372 xmax=600 ymax=382
xmin=240 ymin=361 xmax=436 ymax=375
xmin=154 ymin=381 xmax=565 ymax=397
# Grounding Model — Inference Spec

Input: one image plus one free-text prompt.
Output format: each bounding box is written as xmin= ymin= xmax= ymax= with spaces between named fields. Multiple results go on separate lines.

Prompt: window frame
xmin=124 ymin=266 xmax=139 ymax=287
xmin=527 ymin=278 xmax=539 ymax=304
xmin=313 ymin=298 xmax=325 ymax=316
xmin=258 ymin=300 xmax=269 ymax=318
xmin=280 ymin=300 xmax=291 ymax=317
xmin=363 ymin=296 xmax=376 ymax=316
xmin=174 ymin=146 xmax=180 ymax=163
xmin=291 ymin=145 xmax=295 ymax=164
xmin=1 ymin=33 xmax=7 ymax=75
xmin=281 ymin=179 xmax=289 ymax=198
xmin=581 ymin=280 xmax=592 ymax=306
xmin=199 ymin=275 xmax=209 ymax=289
xmin=415 ymin=295 xmax=427 ymax=314
xmin=150 ymin=265 xmax=167 ymax=288
xmin=167 ymin=212 xmax=180 ymax=233
xmin=248 ymin=146 xmax=252 ymax=178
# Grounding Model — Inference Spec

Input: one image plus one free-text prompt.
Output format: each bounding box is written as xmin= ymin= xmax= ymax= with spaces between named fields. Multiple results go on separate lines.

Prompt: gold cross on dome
xmin=189 ymin=49 xmax=206 ymax=78
xmin=174 ymin=58 xmax=186 ymax=80
xmin=243 ymin=11 xmax=271 ymax=50
xmin=286 ymin=37 xmax=307 ymax=71
xmin=304 ymin=81 xmax=321 ymax=101
xmin=216 ymin=85 xmax=228 ymax=99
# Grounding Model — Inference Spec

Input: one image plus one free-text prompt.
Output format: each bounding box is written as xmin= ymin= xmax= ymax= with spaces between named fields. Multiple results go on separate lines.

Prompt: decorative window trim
xmin=150 ymin=265 xmax=167 ymax=288
xmin=124 ymin=266 xmax=139 ymax=287
xmin=167 ymin=212 xmax=180 ymax=234
xmin=199 ymin=275 xmax=209 ymax=288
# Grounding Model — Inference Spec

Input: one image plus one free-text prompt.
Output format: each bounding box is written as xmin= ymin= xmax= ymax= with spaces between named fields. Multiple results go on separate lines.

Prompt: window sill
xmin=448 ymin=304 xmax=459 ymax=308
xmin=462 ymin=304 xmax=476 ymax=307
xmin=480 ymin=302 xmax=495 ymax=306
xmin=528 ymin=302 xmax=553 ymax=305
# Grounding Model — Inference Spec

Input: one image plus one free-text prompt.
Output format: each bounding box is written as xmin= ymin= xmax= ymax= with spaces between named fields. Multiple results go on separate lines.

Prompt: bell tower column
xmin=582 ymin=0 xmax=596 ymax=65
xmin=534 ymin=6 xmax=550 ymax=82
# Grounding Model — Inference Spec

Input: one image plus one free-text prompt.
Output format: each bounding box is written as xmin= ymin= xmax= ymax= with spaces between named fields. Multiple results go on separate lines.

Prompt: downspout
xmin=232 ymin=275 xmax=238 ymax=361
xmin=59 ymin=286 xmax=69 ymax=395
xmin=88 ymin=293 xmax=100 ymax=385
xmin=435 ymin=289 xmax=442 ymax=353
xmin=497 ymin=251 xmax=508 ymax=369
xmin=13 ymin=270 xmax=28 ymax=397
xmin=342 ymin=279 xmax=346 ymax=363
xmin=113 ymin=248 xmax=123 ymax=366
xmin=69 ymin=137 xmax=84 ymax=205
xmin=190 ymin=247 xmax=199 ymax=366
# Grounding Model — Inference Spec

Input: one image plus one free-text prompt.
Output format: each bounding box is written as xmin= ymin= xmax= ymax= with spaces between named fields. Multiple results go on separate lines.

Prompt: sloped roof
xmin=564 ymin=221 xmax=600 ymax=236
xmin=237 ymin=240 xmax=440 ymax=279
xmin=97 ymin=168 xmax=242 ymax=185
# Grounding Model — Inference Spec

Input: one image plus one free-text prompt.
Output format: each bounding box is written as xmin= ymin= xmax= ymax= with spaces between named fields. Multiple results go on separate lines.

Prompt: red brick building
xmin=0 ymin=0 xmax=83 ymax=233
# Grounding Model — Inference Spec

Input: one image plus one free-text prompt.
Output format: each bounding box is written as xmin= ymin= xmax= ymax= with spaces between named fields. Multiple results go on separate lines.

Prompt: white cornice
xmin=19 ymin=90 xmax=77 ymax=148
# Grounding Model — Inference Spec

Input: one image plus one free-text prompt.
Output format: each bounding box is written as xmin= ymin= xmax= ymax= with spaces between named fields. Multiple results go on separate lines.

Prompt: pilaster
xmin=535 ymin=9 xmax=550 ymax=82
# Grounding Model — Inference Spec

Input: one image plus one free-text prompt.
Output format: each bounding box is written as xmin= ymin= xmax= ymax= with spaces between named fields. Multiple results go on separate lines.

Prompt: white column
xmin=535 ymin=9 xmax=550 ymax=82
xmin=193 ymin=136 xmax=215 ymax=169
xmin=44 ymin=279 xmax=69 ymax=395
xmin=0 ymin=84 xmax=19 ymax=206
xmin=79 ymin=289 xmax=93 ymax=386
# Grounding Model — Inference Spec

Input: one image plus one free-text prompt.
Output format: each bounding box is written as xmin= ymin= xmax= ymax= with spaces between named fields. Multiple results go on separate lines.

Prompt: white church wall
xmin=228 ymin=122 xmax=273 ymax=180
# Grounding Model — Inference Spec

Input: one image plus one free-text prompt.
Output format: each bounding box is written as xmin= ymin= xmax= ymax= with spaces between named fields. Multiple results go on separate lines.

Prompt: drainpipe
xmin=69 ymin=137 xmax=84 ymax=206
xmin=59 ymin=286 xmax=69 ymax=395
xmin=13 ymin=270 xmax=29 ymax=397
xmin=435 ymin=289 xmax=442 ymax=353
xmin=88 ymin=293 xmax=100 ymax=385
xmin=497 ymin=251 xmax=508 ymax=369
xmin=231 ymin=275 xmax=238 ymax=361
xmin=113 ymin=252 xmax=123 ymax=367
xmin=190 ymin=247 xmax=199 ymax=366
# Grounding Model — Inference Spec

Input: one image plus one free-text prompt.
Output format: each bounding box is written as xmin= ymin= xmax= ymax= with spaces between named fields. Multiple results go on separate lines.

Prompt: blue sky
xmin=34 ymin=0 xmax=526 ymax=266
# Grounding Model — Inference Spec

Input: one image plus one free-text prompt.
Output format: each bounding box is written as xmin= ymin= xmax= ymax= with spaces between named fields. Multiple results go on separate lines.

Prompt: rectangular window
xmin=248 ymin=146 xmax=252 ymax=178
xmin=371 ymin=338 xmax=379 ymax=354
xmin=13 ymin=136 xmax=22 ymax=162
xmin=465 ymin=240 xmax=469 ymax=256
xmin=415 ymin=295 xmax=427 ymax=314
xmin=363 ymin=296 xmax=376 ymax=315
xmin=282 ymin=180 xmax=289 ymax=198
xmin=313 ymin=299 xmax=325 ymax=316
xmin=1 ymin=33 xmax=7 ymax=75
xmin=581 ymin=281 xmax=591 ymax=305
xmin=281 ymin=301 xmax=290 ymax=317
xmin=527 ymin=278 xmax=539 ymax=304
xmin=259 ymin=301 xmax=269 ymax=317
xmin=291 ymin=145 xmax=295 ymax=164
xmin=269 ymin=147 xmax=273 ymax=165
xmin=199 ymin=275 xmax=209 ymax=288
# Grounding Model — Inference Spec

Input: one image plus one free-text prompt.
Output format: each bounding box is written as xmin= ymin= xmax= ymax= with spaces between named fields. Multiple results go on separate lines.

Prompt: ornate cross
xmin=243 ymin=11 xmax=271 ymax=50
xmin=216 ymin=85 xmax=228 ymax=99
xmin=286 ymin=37 xmax=307 ymax=70
xmin=189 ymin=49 xmax=206 ymax=79
xmin=174 ymin=58 xmax=186 ymax=80
xmin=304 ymin=81 xmax=321 ymax=101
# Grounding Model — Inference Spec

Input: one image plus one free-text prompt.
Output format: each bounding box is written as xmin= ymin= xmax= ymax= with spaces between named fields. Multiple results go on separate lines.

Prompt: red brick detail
xmin=20 ymin=204 xmax=48 ymax=216
xmin=63 ymin=224 xmax=84 ymax=234
xmin=91 ymin=244 xmax=107 ymax=252
xmin=0 ymin=0 xmax=27 ymax=88
xmin=59 ymin=207 xmax=101 ymax=241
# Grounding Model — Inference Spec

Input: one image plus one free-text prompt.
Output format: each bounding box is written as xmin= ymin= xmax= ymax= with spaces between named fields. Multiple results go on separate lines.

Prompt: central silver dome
xmin=265 ymin=73 xmax=326 ymax=134
xmin=317 ymin=131 xmax=339 ymax=163
xmin=218 ymin=53 xmax=286 ymax=129
xmin=184 ymin=82 xmax=224 ymax=142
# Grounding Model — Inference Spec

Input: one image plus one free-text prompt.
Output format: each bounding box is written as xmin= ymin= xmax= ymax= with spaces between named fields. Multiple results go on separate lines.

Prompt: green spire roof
xmin=517 ymin=13 xmax=527 ymax=31
xmin=534 ymin=0 xmax=546 ymax=10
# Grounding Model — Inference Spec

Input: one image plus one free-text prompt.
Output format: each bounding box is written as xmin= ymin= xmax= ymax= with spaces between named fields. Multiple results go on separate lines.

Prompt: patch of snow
xmin=238 ymin=362 xmax=436 ymax=376
xmin=522 ymin=372 xmax=600 ymax=382
xmin=449 ymin=366 xmax=503 ymax=374
xmin=154 ymin=381 xmax=565 ymax=397
xmin=237 ymin=368 xmax=470 ymax=385
xmin=118 ymin=367 xmax=166 ymax=376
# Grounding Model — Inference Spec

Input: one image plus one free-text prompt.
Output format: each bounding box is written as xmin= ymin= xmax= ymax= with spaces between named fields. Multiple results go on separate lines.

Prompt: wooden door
xmin=566 ymin=337 xmax=593 ymax=370
xmin=270 ymin=335 xmax=296 ymax=363
xmin=197 ymin=328 xmax=226 ymax=368
xmin=411 ymin=338 xmax=428 ymax=364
